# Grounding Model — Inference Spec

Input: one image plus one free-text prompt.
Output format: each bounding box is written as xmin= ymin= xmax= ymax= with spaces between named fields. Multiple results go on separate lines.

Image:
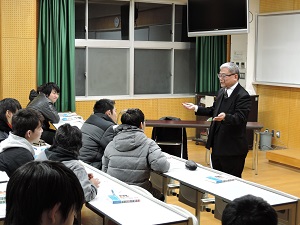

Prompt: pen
xmin=111 ymin=189 xmax=116 ymax=196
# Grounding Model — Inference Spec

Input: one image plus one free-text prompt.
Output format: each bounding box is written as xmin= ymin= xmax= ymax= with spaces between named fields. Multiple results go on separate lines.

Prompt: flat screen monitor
xmin=187 ymin=0 xmax=249 ymax=37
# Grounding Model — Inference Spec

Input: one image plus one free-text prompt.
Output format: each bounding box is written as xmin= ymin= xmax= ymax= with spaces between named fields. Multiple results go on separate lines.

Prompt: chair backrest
xmin=151 ymin=116 xmax=188 ymax=159
xmin=168 ymin=204 xmax=198 ymax=225
xmin=152 ymin=117 xmax=183 ymax=142
xmin=178 ymin=183 xmax=197 ymax=208
xmin=150 ymin=171 xmax=164 ymax=193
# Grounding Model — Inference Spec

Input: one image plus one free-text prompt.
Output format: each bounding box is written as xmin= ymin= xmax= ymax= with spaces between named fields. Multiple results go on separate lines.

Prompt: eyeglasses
xmin=217 ymin=73 xmax=236 ymax=79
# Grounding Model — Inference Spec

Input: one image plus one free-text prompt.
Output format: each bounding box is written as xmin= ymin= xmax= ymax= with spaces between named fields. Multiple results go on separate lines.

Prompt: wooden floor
xmin=81 ymin=141 xmax=300 ymax=225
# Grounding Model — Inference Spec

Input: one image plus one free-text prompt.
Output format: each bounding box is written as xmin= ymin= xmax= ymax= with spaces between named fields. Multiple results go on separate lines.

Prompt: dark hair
xmin=12 ymin=108 xmax=44 ymax=138
xmin=222 ymin=194 xmax=278 ymax=225
xmin=38 ymin=82 xmax=60 ymax=97
xmin=5 ymin=161 xmax=84 ymax=225
xmin=121 ymin=108 xmax=144 ymax=127
xmin=93 ymin=99 xmax=115 ymax=114
xmin=52 ymin=123 xmax=82 ymax=154
xmin=0 ymin=98 xmax=22 ymax=122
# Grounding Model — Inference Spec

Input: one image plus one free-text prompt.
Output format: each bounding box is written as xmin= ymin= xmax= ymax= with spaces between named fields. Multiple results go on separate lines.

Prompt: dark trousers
xmin=211 ymin=153 xmax=247 ymax=178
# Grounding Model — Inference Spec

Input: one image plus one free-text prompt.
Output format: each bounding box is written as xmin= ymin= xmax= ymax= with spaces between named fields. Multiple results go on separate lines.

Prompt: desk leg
xmin=252 ymin=130 xmax=260 ymax=175
xmin=181 ymin=128 xmax=184 ymax=159
xmin=205 ymin=149 xmax=211 ymax=166
xmin=196 ymin=191 xmax=202 ymax=225
xmin=162 ymin=176 xmax=168 ymax=202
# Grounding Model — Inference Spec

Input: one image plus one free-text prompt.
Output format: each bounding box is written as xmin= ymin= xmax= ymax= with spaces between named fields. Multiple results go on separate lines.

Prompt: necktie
xmin=224 ymin=89 xmax=228 ymax=98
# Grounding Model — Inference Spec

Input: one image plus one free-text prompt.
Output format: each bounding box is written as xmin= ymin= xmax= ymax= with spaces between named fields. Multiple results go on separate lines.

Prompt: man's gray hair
xmin=220 ymin=62 xmax=240 ymax=79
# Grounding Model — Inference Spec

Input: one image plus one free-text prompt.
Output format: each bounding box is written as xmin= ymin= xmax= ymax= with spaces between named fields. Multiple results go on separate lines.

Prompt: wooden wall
xmin=257 ymin=0 xmax=300 ymax=149
xmin=0 ymin=0 xmax=38 ymax=105
xmin=76 ymin=97 xmax=196 ymax=138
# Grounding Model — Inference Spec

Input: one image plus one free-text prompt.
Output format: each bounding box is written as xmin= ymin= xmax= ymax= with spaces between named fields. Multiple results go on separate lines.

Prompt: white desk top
xmin=52 ymin=112 xmax=84 ymax=129
xmin=0 ymin=172 xmax=8 ymax=183
xmin=165 ymin=157 xmax=298 ymax=206
xmin=0 ymin=182 xmax=7 ymax=220
xmin=83 ymin=162 xmax=188 ymax=225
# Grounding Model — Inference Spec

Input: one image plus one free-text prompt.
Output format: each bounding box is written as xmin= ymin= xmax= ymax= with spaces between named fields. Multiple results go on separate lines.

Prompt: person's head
xmin=93 ymin=99 xmax=117 ymax=123
xmin=38 ymin=82 xmax=60 ymax=103
xmin=218 ymin=62 xmax=240 ymax=89
xmin=222 ymin=194 xmax=278 ymax=225
xmin=5 ymin=160 xmax=84 ymax=225
xmin=121 ymin=108 xmax=145 ymax=129
xmin=12 ymin=108 xmax=44 ymax=143
xmin=0 ymin=98 xmax=22 ymax=126
xmin=52 ymin=123 xmax=82 ymax=155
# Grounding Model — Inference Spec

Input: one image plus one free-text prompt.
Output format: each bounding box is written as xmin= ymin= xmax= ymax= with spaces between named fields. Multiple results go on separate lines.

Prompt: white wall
xmin=230 ymin=0 xmax=260 ymax=95
xmin=246 ymin=0 xmax=260 ymax=95
xmin=230 ymin=34 xmax=247 ymax=88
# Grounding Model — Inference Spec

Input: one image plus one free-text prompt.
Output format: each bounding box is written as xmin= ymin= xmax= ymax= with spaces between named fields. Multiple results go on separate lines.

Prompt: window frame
xmin=75 ymin=0 xmax=195 ymax=100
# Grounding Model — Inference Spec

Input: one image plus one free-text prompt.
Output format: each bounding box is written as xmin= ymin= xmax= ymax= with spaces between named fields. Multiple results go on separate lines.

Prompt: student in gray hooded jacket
xmin=103 ymin=108 xmax=170 ymax=201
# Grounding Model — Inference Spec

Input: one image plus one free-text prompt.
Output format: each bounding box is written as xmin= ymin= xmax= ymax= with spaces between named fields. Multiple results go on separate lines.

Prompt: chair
xmin=178 ymin=183 xmax=215 ymax=213
xmin=168 ymin=204 xmax=198 ymax=225
xmin=129 ymin=185 xmax=153 ymax=198
xmin=214 ymin=197 xmax=228 ymax=220
xmin=151 ymin=116 xmax=188 ymax=159
xmin=150 ymin=171 xmax=179 ymax=196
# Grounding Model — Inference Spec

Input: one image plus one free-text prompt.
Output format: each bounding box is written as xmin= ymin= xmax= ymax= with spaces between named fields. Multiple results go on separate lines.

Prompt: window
xmin=75 ymin=0 xmax=196 ymax=98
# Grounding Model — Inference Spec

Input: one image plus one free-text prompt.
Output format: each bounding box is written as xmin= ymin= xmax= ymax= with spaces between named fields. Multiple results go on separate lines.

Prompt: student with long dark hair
xmin=5 ymin=160 xmax=84 ymax=225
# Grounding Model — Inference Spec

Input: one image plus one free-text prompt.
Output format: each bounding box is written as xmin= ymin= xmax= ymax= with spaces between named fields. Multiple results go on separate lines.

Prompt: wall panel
xmin=76 ymin=97 xmax=196 ymax=138
xmin=0 ymin=0 xmax=37 ymax=105
xmin=260 ymin=0 xmax=294 ymax=13
xmin=257 ymin=0 xmax=300 ymax=150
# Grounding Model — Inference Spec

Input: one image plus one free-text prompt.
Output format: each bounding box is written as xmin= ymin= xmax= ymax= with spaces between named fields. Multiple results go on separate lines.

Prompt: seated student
xmin=0 ymin=108 xmax=44 ymax=177
xmin=5 ymin=160 xmax=84 ymax=225
xmin=0 ymin=98 xmax=22 ymax=143
xmin=36 ymin=123 xmax=100 ymax=202
xmin=79 ymin=99 xmax=117 ymax=170
xmin=27 ymin=82 xmax=60 ymax=145
xmin=222 ymin=194 xmax=278 ymax=225
xmin=102 ymin=108 xmax=170 ymax=201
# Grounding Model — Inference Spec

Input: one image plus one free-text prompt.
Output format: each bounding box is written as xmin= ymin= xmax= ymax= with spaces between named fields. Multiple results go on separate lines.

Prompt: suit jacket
xmin=196 ymin=83 xmax=251 ymax=156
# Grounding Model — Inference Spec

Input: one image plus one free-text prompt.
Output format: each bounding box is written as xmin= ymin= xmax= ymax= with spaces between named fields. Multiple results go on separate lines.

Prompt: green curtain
xmin=37 ymin=0 xmax=75 ymax=112
xmin=195 ymin=36 xmax=227 ymax=93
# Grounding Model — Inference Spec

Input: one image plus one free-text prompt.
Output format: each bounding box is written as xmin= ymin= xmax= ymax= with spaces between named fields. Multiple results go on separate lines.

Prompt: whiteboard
xmin=256 ymin=12 xmax=300 ymax=86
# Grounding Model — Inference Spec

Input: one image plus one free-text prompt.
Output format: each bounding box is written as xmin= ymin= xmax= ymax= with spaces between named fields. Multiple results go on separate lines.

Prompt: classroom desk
xmin=160 ymin=156 xmax=300 ymax=225
xmin=146 ymin=120 xmax=263 ymax=175
xmin=82 ymin=162 xmax=190 ymax=225
xmin=0 ymin=182 xmax=7 ymax=220
xmin=52 ymin=112 xmax=85 ymax=130
xmin=0 ymin=172 xmax=8 ymax=220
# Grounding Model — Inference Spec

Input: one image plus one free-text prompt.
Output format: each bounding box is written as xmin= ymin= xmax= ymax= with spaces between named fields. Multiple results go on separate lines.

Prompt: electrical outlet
xmin=276 ymin=131 xmax=280 ymax=138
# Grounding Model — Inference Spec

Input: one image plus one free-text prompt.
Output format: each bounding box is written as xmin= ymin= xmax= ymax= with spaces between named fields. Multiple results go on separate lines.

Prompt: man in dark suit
xmin=183 ymin=62 xmax=251 ymax=178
